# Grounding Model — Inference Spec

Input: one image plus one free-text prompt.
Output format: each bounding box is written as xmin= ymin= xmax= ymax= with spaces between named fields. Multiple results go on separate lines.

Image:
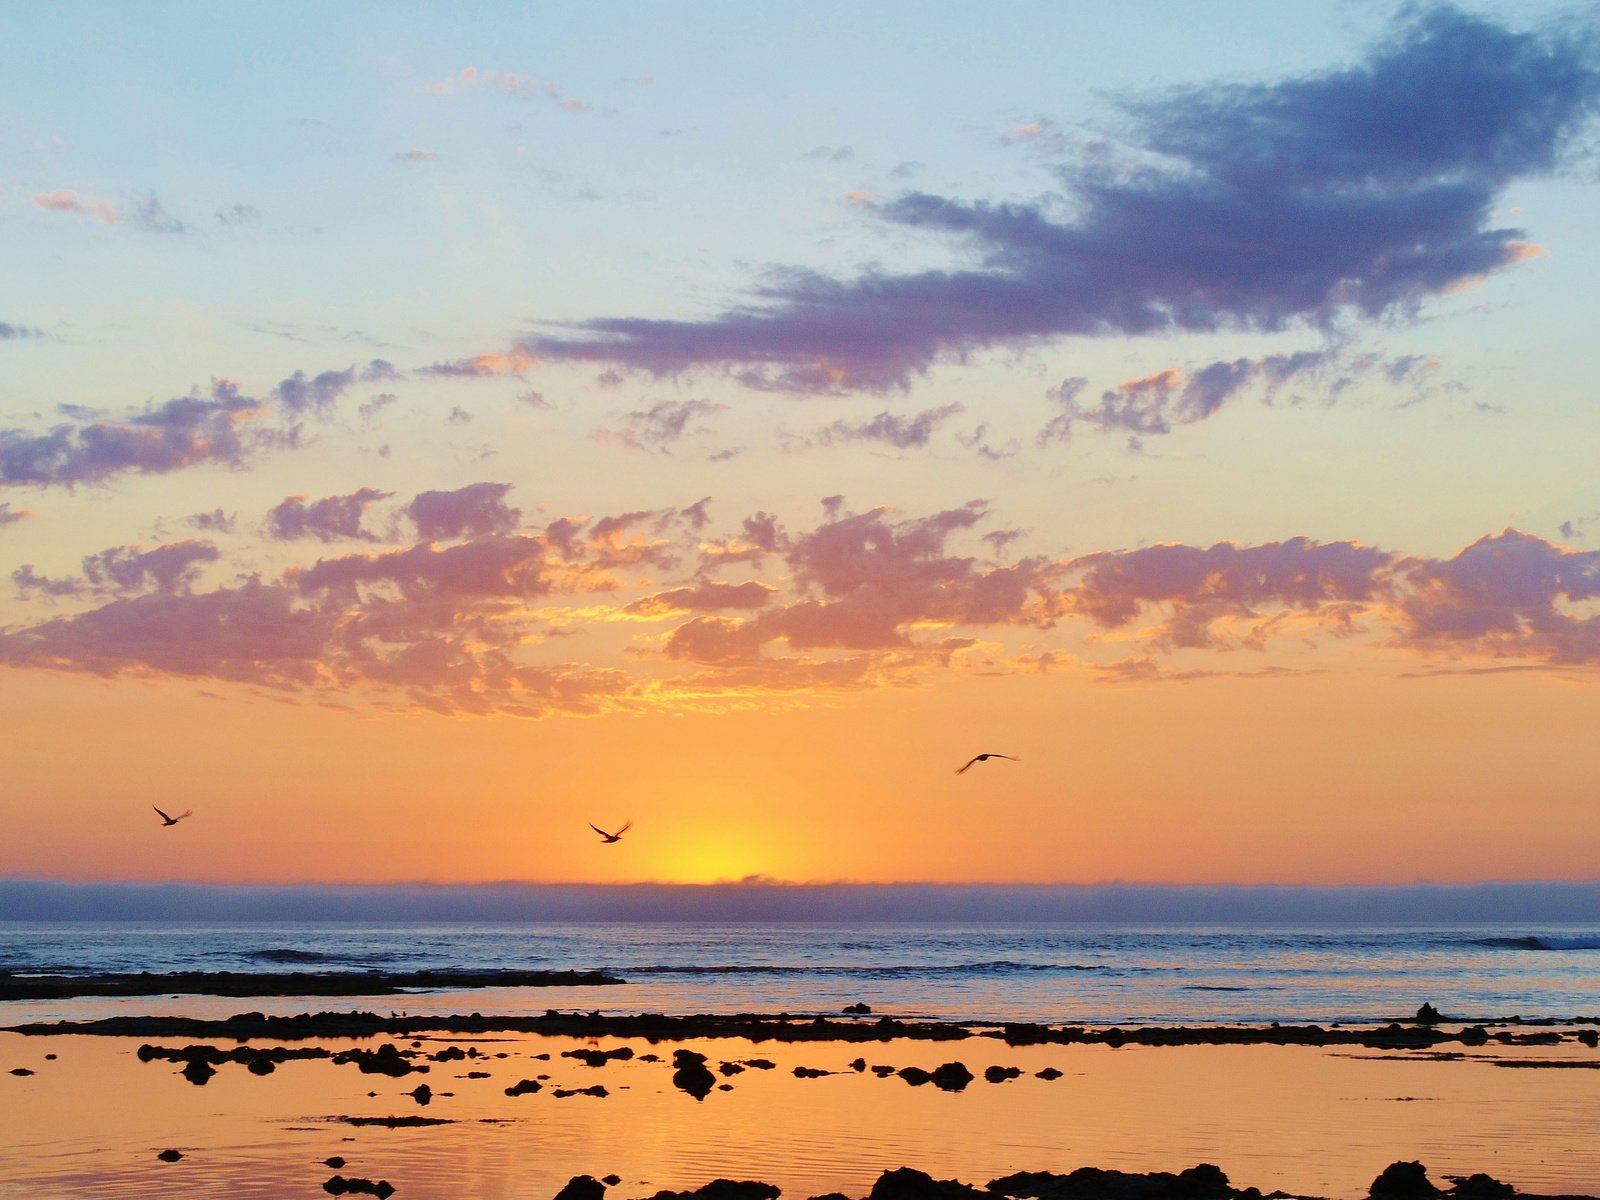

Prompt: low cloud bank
xmin=6 ymin=878 xmax=1600 ymax=923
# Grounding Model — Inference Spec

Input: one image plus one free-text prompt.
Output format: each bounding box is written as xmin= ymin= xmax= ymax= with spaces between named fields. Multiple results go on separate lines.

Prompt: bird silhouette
xmin=955 ymin=753 xmax=1018 ymax=775
xmin=589 ymin=820 xmax=632 ymax=843
xmin=152 ymin=805 xmax=192 ymax=827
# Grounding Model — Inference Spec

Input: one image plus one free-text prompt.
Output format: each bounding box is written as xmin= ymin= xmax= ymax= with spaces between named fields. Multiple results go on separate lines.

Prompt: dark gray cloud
xmin=267 ymin=488 xmax=393 ymax=542
xmin=520 ymin=7 xmax=1597 ymax=393
xmin=1 ymin=321 xmax=44 ymax=340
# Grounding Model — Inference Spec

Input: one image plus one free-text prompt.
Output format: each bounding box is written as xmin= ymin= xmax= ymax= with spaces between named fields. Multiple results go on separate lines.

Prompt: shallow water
xmin=3 ymin=1029 xmax=1599 ymax=1200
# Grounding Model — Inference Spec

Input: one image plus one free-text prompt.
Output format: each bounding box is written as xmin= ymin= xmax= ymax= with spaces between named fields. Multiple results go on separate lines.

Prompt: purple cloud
xmin=267 ymin=488 xmax=393 ymax=542
xmin=519 ymin=7 xmax=1596 ymax=393
xmin=408 ymin=482 xmax=521 ymax=540
xmin=1 ymin=321 xmax=44 ymax=340
xmin=594 ymin=398 xmax=725 ymax=452
xmin=816 ymin=403 xmax=963 ymax=449
xmin=0 ymin=502 xmax=34 ymax=527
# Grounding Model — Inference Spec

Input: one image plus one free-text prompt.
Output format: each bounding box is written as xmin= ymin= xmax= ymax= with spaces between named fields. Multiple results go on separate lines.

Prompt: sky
xmin=2 ymin=1 xmax=1599 ymax=890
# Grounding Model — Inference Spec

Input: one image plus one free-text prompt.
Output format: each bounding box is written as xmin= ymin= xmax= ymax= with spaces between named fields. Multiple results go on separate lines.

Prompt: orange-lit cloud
xmin=33 ymin=188 xmax=118 ymax=225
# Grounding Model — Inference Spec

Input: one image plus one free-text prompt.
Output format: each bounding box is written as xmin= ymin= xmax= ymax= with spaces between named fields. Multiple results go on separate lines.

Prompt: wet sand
xmin=6 ymin=1012 xmax=1600 ymax=1199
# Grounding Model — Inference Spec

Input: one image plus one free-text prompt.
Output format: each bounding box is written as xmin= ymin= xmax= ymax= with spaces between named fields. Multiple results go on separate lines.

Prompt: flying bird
xmin=589 ymin=820 xmax=632 ymax=843
xmin=152 ymin=805 xmax=192 ymax=827
xmin=955 ymin=753 xmax=1018 ymax=775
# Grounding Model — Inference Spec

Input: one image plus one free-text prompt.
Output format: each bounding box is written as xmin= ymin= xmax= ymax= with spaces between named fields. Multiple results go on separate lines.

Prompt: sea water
xmin=4 ymin=921 xmax=1600 ymax=1026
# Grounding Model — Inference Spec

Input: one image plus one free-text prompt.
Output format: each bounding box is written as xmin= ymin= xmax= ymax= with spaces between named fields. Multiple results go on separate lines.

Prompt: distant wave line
xmin=1468 ymin=935 xmax=1600 ymax=951
xmin=612 ymin=960 xmax=1112 ymax=977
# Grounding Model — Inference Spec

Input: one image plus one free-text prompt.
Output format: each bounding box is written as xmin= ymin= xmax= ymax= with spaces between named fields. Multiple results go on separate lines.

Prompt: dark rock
xmin=1578 ymin=1030 xmax=1599 ymax=1048
xmin=718 ymin=1062 xmax=745 ymax=1076
xmin=745 ymin=1059 xmax=776 ymax=1070
xmin=990 ymin=1163 xmax=1236 ymax=1200
xmin=325 ymin=1157 xmax=346 ymax=1168
xmin=323 ymin=1177 xmax=396 ymax=1198
xmin=504 ymin=1079 xmax=543 ymax=1096
xmin=1368 ymin=1160 xmax=1441 ymax=1199
xmin=671 ymin=1049 xmax=717 ymax=1100
xmin=843 ymin=1003 xmax=872 ymax=1014
xmin=870 ymin=1167 xmax=987 ymax=1200
xmin=44 ymin=1054 xmax=56 ymax=1060
xmin=646 ymin=1180 xmax=781 ymax=1200
xmin=1035 ymin=1067 xmax=1063 ymax=1080
xmin=432 ymin=1046 xmax=467 ymax=1061
xmin=332 ymin=1043 xmax=419 ymax=1077
xmin=156 ymin=1149 xmax=183 ymax=1162
xmin=809 ymin=1194 xmax=853 ymax=1200
xmin=466 ymin=1071 xmax=491 ymax=1079
xmin=849 ymin=1058 xmax=866 ymax=1072
xmin=182 ymin=1058 xmax=216 ymax=1085
xmin=984 ymin=1066 xmax=1022 ymax=1084
xmin=554 ymin=1085 xmax=609 ymax=1098
xmin=408 ymin=1083 xmax=433 ymax=1105
xmin=871 ymin=1065 xmax=896 ymax=1076
xmin=1445 ymin=1174 xmax=1514 ymax=1200
xmin=1415 ymin=1004 xmax=1443 ymax=1025
xmin=793 ymin=1066 xmax=830 ymax=1078
xmin=897 ymin=1066 xmax=932 ymax=1086
xmin=930 ymin=1062 xmax=975 ymax=1092
xmin=1458 ymin=1026 xmax=1490 ymax=1046
xmin=603 ymin=1176 xmax=621 ymax=1187
xmin=9 ymin=1067 xmax=34 ymax=1076
xmin=554 ymin=1174 xmax=608 ymax=1200
xmin=247 ymin=1057 xmax=276 ymax=1075
xmin=563 ymin=1046 xmax=634 ymax=1067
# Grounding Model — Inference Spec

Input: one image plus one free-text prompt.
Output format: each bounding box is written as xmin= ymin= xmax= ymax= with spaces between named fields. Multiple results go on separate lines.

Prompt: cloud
xmin=0 ymin=379 xmax=265 ymax=489
xmin=188 ymin=509 xmax=235 ymax=533
xmin=33 ymin=189 xmax=117 ymax=225
xmin=624 ymin=580 xmax=776 ymax=617
xmin=267 ymin=488 xmax=393 ymax=542
xmin=395 ymin=150 xmax=437 ymax=161
xmin=1 ymin=321 xmax=44 ymax=340
xmin=132 ymin=192 xmax=188 ymax=235
xmin=15 ymin=539 xmax=220 ymax=598
xmin=273 ymin=360 xmax=398 ymax=417
xmin=0 ymin=502 xmax=34 ymax=527
xmin=1063 ymin=537 xmax=1392 ymax=649
xmin=594 ymin=398 xmax=725 ymax=452
xmin=407 ymin=482 xmax=521 ymax=540
xmin=815 ymin=403 xmax=963 ymax=449
xmin=1391 ymin=529 xmax=1600 ymax=664
xmin=215 ymin=203 xmax=259 ymax=225
xmin=418 ymin=351 xmax=534 ymax=378
xmin=518 ymin=7 xmax=1599 ymax=393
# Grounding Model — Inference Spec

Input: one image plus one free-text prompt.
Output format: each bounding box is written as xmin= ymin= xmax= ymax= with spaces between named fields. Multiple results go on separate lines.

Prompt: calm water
xmin=4 ymin=921 xmax=1600 ymax=1025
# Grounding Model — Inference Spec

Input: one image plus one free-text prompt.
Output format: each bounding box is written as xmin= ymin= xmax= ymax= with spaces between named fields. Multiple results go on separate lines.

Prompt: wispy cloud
xmin=814 ymin=403 xmax=963 ymax=449
xmin=518 ymin=8 xmax=1598 ymax=393
xmin=0 ymin=502 xmax=34 ymax=527
xmin=0 ymin=321 xmax=45 ymax=340
xmin=594 ymin=398 xmax=725 ymax=452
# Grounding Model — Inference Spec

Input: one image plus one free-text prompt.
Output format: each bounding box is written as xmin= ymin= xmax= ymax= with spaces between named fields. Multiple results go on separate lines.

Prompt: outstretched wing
xmin=955 ymin=757 xmax=981 ymax=774
xmin=615 ymin=820 xmax=632 ymax=837
xmin=153 ymin=805 xmax=173 ymax=822
xmin=589 ymin=823 xmax=609 ymax=838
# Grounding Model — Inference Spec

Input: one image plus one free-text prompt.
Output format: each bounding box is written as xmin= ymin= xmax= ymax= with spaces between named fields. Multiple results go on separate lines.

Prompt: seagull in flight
xmin=589 ymin=820 xmax=632 ymax=844
xmin=152 ymin=805 xmax=193 ymax=827
xmin=955 ymin=753 xmax=1018 ymax=775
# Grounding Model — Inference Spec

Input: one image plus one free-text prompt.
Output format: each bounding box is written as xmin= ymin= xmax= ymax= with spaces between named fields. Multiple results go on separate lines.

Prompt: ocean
xmin=5 ymin=920 xmax=1600 ymax=1026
